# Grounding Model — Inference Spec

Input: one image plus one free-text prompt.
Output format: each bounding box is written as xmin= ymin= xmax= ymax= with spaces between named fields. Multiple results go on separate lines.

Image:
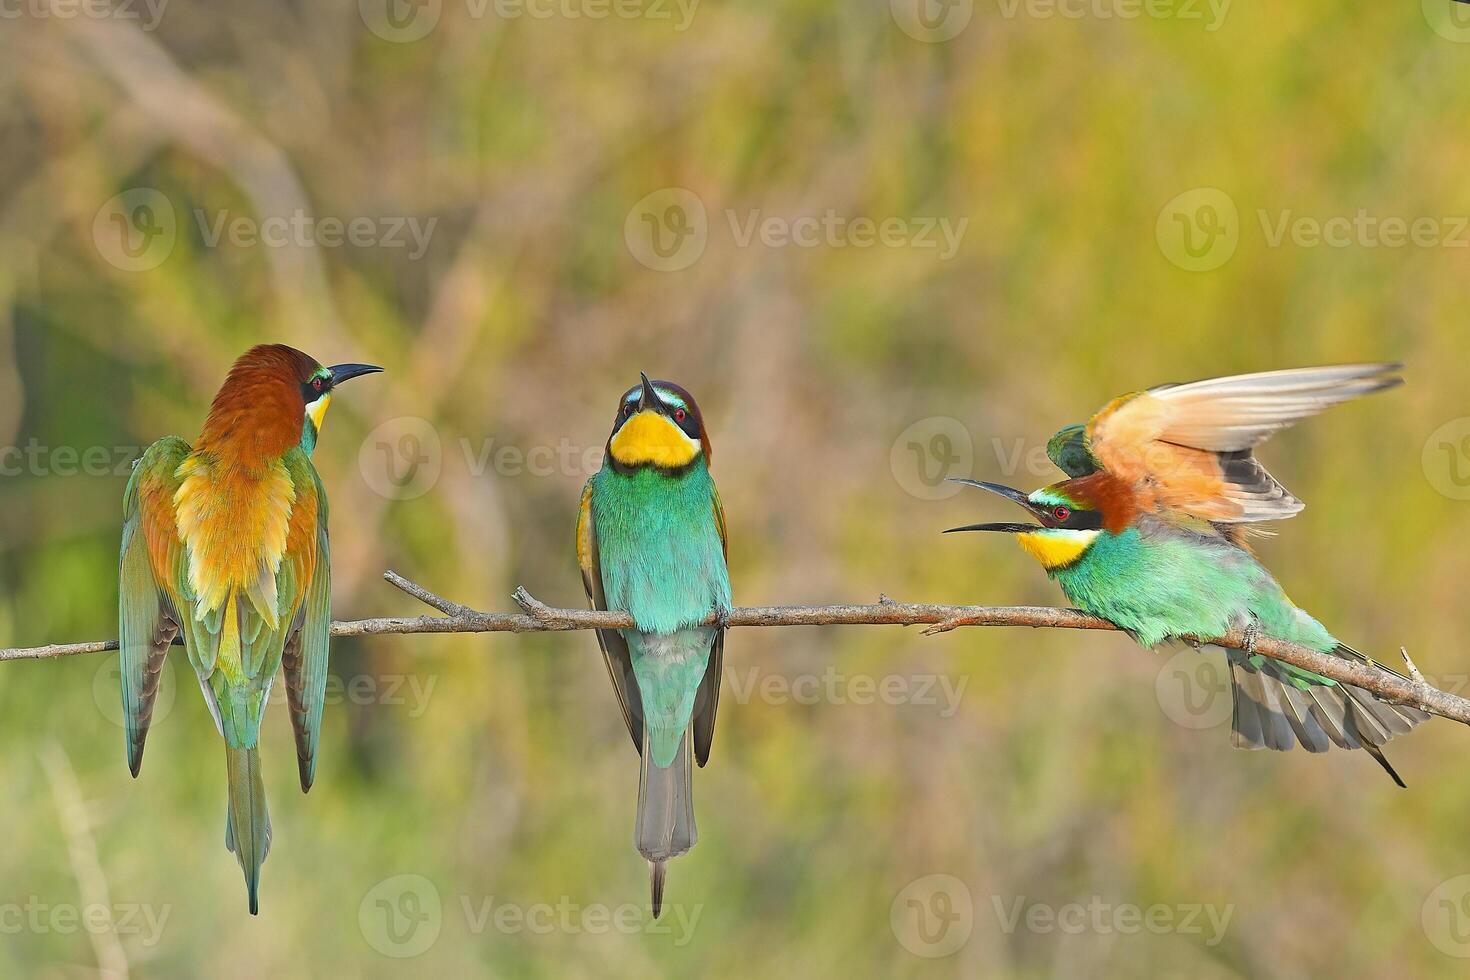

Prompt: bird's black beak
xmin=637 ymin=371 xmax=664 ymax=413
xmin=328 ymin=363 xmax=384 ymax=386
xmin=944 ymin=479 xmax=1043 ymax=533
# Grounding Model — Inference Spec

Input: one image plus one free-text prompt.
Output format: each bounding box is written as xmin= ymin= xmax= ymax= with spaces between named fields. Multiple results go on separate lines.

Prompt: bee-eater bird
xmin=577 ymin=374 xmax=731 ymax=917
xmin=118 ymin=344 xmax=382 ymax=914
xmin=947 ymin=364 xmax=1426 ymax=784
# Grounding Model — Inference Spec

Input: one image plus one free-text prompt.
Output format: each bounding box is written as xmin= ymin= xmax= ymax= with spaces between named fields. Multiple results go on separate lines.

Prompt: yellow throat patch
xmin=1016 ymin=529 xmax=1099 ymax=571
xmin=609 ymin=411 xmax=699 ymax=468
xmin=306 ymin=393 xmax=331 ymax=433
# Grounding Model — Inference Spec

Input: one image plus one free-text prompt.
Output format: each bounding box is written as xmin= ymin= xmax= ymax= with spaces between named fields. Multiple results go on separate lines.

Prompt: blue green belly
xmin=1050 ymin=526 xmax=1338 ymax=660
xmin=590 ymin=463 xmax=732 ymax=766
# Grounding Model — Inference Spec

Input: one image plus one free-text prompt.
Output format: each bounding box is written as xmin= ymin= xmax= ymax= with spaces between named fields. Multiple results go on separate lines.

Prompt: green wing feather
xmin=119 ymin=437 xmax=191 ymax=776
xmin=577 ymin=482 xmax=645 ymax=754
xmin=282 ymin=466 xmax=332 ymax=792
xmin=691 ymin=486 xmax=728 ymax=768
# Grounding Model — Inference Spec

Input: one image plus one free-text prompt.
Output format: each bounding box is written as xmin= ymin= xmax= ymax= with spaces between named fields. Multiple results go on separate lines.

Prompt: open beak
xmin=944 ymin=479 xmax=1043 ymax=533
xmin=637 ymin=371 xmax=664 ymax=413
xmin=328 ymin=363 xmax=384 ymax=385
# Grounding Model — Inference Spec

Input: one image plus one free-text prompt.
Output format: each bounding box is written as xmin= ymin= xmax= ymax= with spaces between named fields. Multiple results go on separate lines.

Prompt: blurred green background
xmin=4 ymin=0 xmax=1470 ymax=976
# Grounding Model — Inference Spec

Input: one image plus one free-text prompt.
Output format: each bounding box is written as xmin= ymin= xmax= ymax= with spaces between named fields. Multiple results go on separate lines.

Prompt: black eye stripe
xmin=1059 ymin=509 xmax=1103 ymax=530
xmin=300 ymin=377 xmax=331 ymax=402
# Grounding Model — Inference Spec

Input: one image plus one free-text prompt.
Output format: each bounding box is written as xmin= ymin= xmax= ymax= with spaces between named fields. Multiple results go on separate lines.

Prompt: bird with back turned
xmin=119 ymin=344 xmax=381 ymax=913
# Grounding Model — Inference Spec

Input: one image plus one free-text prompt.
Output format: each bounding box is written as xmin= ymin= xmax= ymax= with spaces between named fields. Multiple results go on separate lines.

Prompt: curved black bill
xmin=949 ymin=478 xmax=1033 ymax=507
xmin=329 ymin=363 xmax=384 ymax=385
xmin=637 ymin=371 xmax=663 ymax=412
xmin=946 ymin=478 xmax=1043 ymax=532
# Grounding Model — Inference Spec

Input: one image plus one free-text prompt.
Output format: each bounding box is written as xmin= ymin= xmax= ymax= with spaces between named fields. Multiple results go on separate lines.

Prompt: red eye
xmin=1052 ymin=506 xmax=1070 ymax=522
xmin=674 ymin=408 xmax=687 ymax=422
xmin=312 ymin=377 xmax=325 ymax=392
xmin=623 ymin=404 xmax=634 ymax=417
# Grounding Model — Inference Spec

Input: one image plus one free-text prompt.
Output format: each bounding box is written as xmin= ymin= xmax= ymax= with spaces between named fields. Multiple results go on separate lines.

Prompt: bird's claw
xmin=1242 ymin=619 xmax=1260 ymax=654
xmin=713 ymin=607 xmax=732 ymax=631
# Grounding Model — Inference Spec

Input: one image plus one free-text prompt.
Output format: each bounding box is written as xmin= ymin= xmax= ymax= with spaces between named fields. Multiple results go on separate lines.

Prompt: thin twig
xmin=3 ymin=571 xmax=1468 ymax=729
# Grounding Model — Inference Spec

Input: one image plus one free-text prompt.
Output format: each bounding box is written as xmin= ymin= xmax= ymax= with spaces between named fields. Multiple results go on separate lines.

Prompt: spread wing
xmin=119 ymin=436 xmax=192 ymax=776
xmin=281 ymin=461 xmax=331 ymax=792
xmin=1086 ymin=364 xmax=1401 ymax=524
xmin=691 ymin=486 xmax=728 ymax=768
xmin=577 ymin=483 xmax=644 ymax=754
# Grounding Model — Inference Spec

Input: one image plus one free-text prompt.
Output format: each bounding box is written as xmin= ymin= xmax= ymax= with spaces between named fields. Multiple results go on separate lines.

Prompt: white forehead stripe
xmin=623 ymin=387 xmax=688 ymax=410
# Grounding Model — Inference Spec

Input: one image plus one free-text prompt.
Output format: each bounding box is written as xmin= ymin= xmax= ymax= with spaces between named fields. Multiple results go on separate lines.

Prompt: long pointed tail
xmin=636 ymin=727 xmax=696 ymax=918
xmin=1228 ymin=646 xmax=1428 ymax=787
xmin=224 ymin=745 xmax=272 ymax=915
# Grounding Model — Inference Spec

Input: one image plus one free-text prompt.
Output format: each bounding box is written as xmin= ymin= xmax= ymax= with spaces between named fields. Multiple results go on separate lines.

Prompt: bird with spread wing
xmin=948 ymin=364 xmax=1426 ymax=784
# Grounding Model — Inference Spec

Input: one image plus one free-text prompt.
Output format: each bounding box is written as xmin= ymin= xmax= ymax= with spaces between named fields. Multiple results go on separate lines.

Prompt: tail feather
xmin=1227 ymin=645 xmax=1428 ymax=787
xmin=1229 ymin=666 xmax=1266 ymax=749
xmin=1301 ymin=682 xmax=1354 ymax=747
xmin=649 ymin=862 xmax=667 ymax=919
xmin=224 ymin=745 xmax=271 ymax=915
xmin=636 ymin=727 xmax=695 ymax=919
xmin=1276 ymin=684 xmax=1331 ymax=753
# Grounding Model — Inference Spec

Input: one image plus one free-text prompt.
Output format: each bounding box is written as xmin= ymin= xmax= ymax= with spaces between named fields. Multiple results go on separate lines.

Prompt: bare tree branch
xmin=1 ymin=570 xmax=1464 ymax=728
